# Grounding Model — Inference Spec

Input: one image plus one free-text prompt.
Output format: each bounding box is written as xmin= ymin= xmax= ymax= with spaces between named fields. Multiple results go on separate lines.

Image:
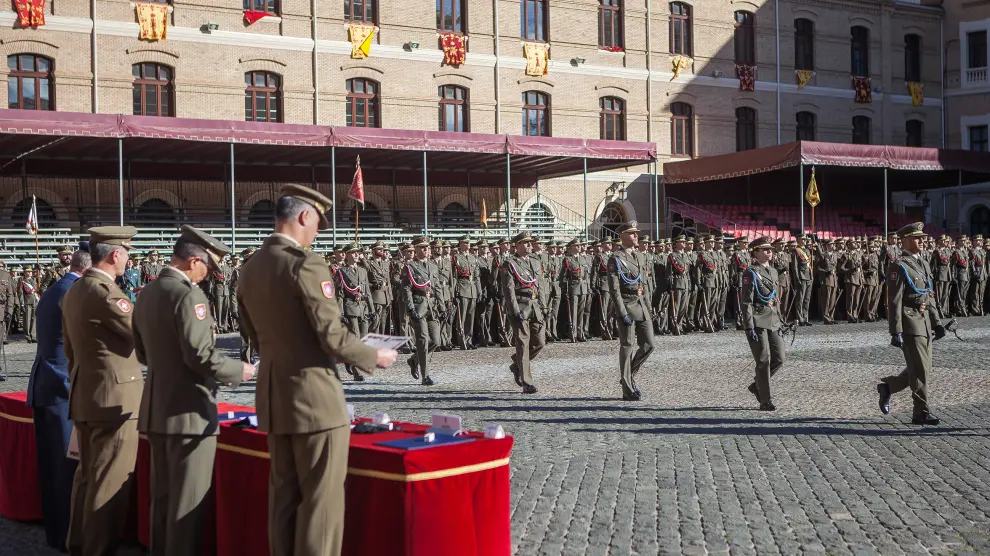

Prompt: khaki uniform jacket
xmin=667 ymin=251 xmax=691 ymax=290
xmin=63 ymin=269 xmax=143 ymax=422
xmin=591 ymin=255 xmax=610 ymax=292
xmin=815 ymin=251 xmax=838 ymax=286
xmin=364 ymin=257 xmax=392 ymax=305
xmin=697 ymin=250 xmax=718 ymax=288
xmin=730 ymin=251 xmax=750 ymax=288
xmin=402 ymin=258 xmax=441 ymax=318
xmin=862 ymin=252 xmax=880 ymax=286
xmin=842 ymin=250 xmax=864 ymax=286
xmin=237 ymin=235 xmax=378 ymax=434
xmin=335 ymin=265 xmax=374 ymax=318
xmin=434 ymin=256 xmax=453 ymax=304
xmin=18 ymin=277 xmax=40 ymax=307
xmin=607 ymin=249 xmax=651 ymax=321
xmin=501 ymin=255 xmax=544 ymax=322
xmin=971 ymin=248 xmax=987 ymax=282
xmin=931 ymin=248 xmax=951 ymax=282
xmin=141 ymin=261 xmax=164 ymax=284
xmin=135 ymin=267 xmax=243 ymax=436
xmin=741 ymin=263 xmax=782 ymax=331
xmin=774 ymin=251 xmax=791 ymax=286
xmin=887 ymin=252 xmax=939 ymax=338
xmin=951 ymin=248 xmax=970 ymax=283
xmin=791 ymin=247 xmax=813 ymax=282
xmin=453 ymin=252 xmax=481 ymax=299
xmin=561 ymin=255 xmax=588 ymax=294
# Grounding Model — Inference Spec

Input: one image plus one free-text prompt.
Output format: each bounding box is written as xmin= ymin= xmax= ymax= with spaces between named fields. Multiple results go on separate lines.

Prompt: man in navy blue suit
xmin=27 ymin=247 xmax=91 ymax=552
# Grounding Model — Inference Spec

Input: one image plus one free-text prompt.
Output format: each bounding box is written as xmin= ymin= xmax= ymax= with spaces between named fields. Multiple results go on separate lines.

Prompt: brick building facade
xmin=0 ymin=0 xmax=957 ymax=236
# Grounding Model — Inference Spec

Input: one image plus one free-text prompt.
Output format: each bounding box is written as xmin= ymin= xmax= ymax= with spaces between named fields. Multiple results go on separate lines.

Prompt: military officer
xmin=667 ymin=235 xmax=691 ymax=335
xmin=729 ymin=240 xmax=750 ymax=330
xmin=969 ymin=235 xmax=987 ymax=316
xmin=134 ymin=226 xmax=255 ymax=556
xmin=42 ymin=245 xmax=73 ymax=292
xmin=772 ymin=239 xmax=791 ymax=321
xmin=790 ymin=236 xmax=813 ymax=326
xmin=141 ymin=250 xmax=164 ymax=284
xmin=608 ymin=222 xmax=655 ymax=401
xmin=561 ymin=238 xmax=588 ymax=342
xmin=840 ymin=238 xmax=864 ymax=323
xmin=878 ymin=222 xmax=944 ymax=426
xmin=861 ymin=237 xmax=881 ymax=322
xmin=237 ymin=247 xmax=258 ymax=363
xmin=452 ymin=235 xmax=481 ymax=350
xmin=19 ymin=265 xmax=40 ymax=342
xmin=741 ymin=236 xmax=786 ymax=411
xmin=578 ymin=240 xmax=594 ymax=340
xmin=431 ymin=239 xmax=454 ymax=350
xmin=334 ymin=243 xmax=375 ymax=381
xmin=392 ymin=242 xmax=414 ymax=344
xmin=402 ymin=236 xmax=442 ymax=385
xmin=237 ymin=185 xmax=397 ymax=556
xmin=365 ymin=240 xmax=393 ymax=335
xmin=951 ymin=236 xmax=970 ymax=317
xmin=816 ymin=239 xmax=839 ymax=324
xmin=931 ymin=235 xmax=952 ymax=317
xmin=62 ymin=226 xmax=143 ymax=556
xmin=695 ymin=235 xmax=718 ymax=333
xmin=502 ymin=231 xmax=544 ymax=394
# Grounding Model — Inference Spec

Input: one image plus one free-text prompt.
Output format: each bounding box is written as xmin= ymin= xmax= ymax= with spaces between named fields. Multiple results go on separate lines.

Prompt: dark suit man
xmin=28 ymin=249 xmax=91 ymax=551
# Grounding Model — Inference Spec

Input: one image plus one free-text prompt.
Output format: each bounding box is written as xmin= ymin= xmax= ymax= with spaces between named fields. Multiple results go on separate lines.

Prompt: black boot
xmin=877 ymin=383 xmax=891 ymax=415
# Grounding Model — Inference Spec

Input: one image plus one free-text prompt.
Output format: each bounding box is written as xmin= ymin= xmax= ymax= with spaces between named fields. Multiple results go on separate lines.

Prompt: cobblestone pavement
xmin=2 ymin=317 xmax=990 ymax=555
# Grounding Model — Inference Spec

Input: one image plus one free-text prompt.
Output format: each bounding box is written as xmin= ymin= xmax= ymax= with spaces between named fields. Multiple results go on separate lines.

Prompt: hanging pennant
xmin=348 ymin=24 xmax=377 ymax=59
xmin=736 ymin=65 xmax=756 ymax=92
xmin=796 ymin=70 xmax=815 ymax=90
xmin=244 ymin=10 xmax=277 ymax=25
xmin=15 ymin=0 xmax=46 ymax=27
xmin=853 ymin=76 xmax=872 ymax=104
xmin=135 ymin=2 xmax=170 ymax=41
xmin=523 ymin=42 xmax=549 ymax=76
xmin=907 ymin=81 xmax=924 ymax=106
xmin=440 ymin=33 xmax=467 ymax=66
xmin=671 ymin=56 xmax=691 ymax=80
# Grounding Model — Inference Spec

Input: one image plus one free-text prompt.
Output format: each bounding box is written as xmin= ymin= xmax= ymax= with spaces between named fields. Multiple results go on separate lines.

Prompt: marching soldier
xmin=402 ymin=236 xmax=441 ymax=385
xmin=561 ymin=238 xmax=588 ymax=342
xmin=608 ymin=222 xmax=655 ymax=401
xmin=19 ymin=265 xmax=41 ymax=343
xmin=816 ymin=239 xmax=839 ymax=324
xmin=392 ymin=242 xmax=414 ymax=346
xmin=878 ymin=222 xmax=944 ymax=425
xmin=741 ymin=236 xmax=786 ymax=411
xmin=133 ymin=226 xmax=255 ymax=556
xmin=951 ymin=235 xmax=970 ymax=317
xmin=237 ymin=247 xmax=258 ymax=363
xmin=667 ymin=235 xmax=691 ymax=335
xmin=335 ymin=243 xmax=375 ymax=381
xmin=502 ymin=232 xmax=544 ymax=394
xmin=590 ymin=240 xmax=612 ymax=340
xmin=62 ymin=226 xmax=143 ymax=556
xmin=365 ymin=240 xmax=393 ymax=335
xmin=970 ymin=235 xmax=987 ymax=316
xmin=791 ymin=236 xmax=814 ymax=326
xmin=931 ymin=235 xmax=952 ymax=317
xmin=453 ymin=236 xmax=481 ymax=350
xmin=237 ymin=185 xmax=397 ymax=556
xmin=141 ymin=250 xmax=164 ymax=284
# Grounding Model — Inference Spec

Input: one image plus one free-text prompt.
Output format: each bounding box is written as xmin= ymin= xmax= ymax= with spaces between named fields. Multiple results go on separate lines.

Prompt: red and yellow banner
xmin=796 ymin=70 xmax=814 ymax=90
xmin=523 ymin=43 xmax=549 ymax=76
xmin=136 ymin=3 xmax=169 ymax=41
xmin=440 ymin=33 xmax=467 ymax=66
xmin=15 ymin=0 xmax=46 ymax=27
xmin=349 ymin=24 xmax=376 ymax=59
xmin=671 ymin=56 xmax=691 ymax=80
xmin=853 ymin=76 xmax=872 ymax=104
xmin=907 ymin=82 xmax=924 ymax=106
xmin=736 ymin=65 xmax=756 ymax=92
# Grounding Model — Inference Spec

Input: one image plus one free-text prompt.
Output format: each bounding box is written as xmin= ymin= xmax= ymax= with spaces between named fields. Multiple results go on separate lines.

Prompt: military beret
xmin=88 ymin=226 xmax=138 ymax=250
xmin=178 ymin=225 xmax=230 ymax=268
xmin=749 ymin=236 xmax=773 ymax=250
xmin=897 ymin=222 xmax=926 ymax=238
xmin=616 ymin=221 xmax=639 ymax=235
xmin=280 ymin=184 xmax=333 ymax=230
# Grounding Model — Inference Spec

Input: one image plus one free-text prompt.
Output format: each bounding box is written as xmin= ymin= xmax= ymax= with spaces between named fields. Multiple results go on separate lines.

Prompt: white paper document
xmin=361 ymin=334 xmax=410 ymax=350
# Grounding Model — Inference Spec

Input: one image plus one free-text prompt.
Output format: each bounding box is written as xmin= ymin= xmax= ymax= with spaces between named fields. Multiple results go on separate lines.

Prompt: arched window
xmin=970 ymin=205 xmax=990 ymax=238
xmin=7 ymin=54 xmax=53 ymax=111
xmin=12 ymin=197 xmax=56 ymax=229
xmin=525 ymin=203 xmax=553 ymax=226
xmin=244 ymin=0 xmax=277 ymax=14
xmin=438 ymin=85 xmax=468 ymax=132
xmin=245 ymin=72 xmax=281 ymax=123
xmin=346 ymin=78 xmax=380 ymax=128
xmin=600 ymin=202 xmax=627 ymax=236
xmin=670 ymin=102 xmax=693 ymax=157
xmin=520 ymin=0 xmax=548 ymax=42
xmin=669 ymin=3 xmax=692 ymax=56
xmin=734 ymin=11 xmax=755 ymax=66
xmin=904 ymin=34 xmax=922 ymax=82
xmin=600 ymin=96 xmax=625 ymax=140
xmin=906 ymin=120 xmax=924 ymax=147
xmin=852 ymin=116 xmax=871 ymax=145
xmin=248 ymin=199 xmax=275 ymax=225
xmin=851 ymin=26 xmax=870 ymax=76
xmin=132 ymin=63 xmax=173 ymax=117
xmin=442 ymin=201 xmax=470 ymax=223
xmin=344 ymin=0 xmax=376 ymax=24
xmin=522 ymin=91 xmax=550 ymax=137
xmin=135 ymin=198 xmax=175 ymax=222
xmin=796 ymin=111 xmax=816 ymax=141
xmin=599 ymin=0 xmax=622 ymax=49
xmin=794 ymin=19 xmax=814 ymax=71
xmin=437 ymin=0 xmax=466 ymax=33
xmin=735 ymin=107 xmax=757 ymax=152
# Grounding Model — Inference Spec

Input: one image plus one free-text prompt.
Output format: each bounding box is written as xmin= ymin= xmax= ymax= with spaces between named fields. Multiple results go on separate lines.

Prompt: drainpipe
xmin=493 ymin=0 xmax=501 ymax=133
xmin=91 ymin=0 xmax=98 ymax=113
xmin=941 ymin=23 xmax=949 ymax=148
xmin=775 ymin=0 xmax=781 ymax=144
xmin=312 ymin=0 xmax=319 ymax=124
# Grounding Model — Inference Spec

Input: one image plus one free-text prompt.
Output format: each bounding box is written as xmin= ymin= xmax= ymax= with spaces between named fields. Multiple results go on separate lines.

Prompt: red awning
xmin=662 ymin=141 xmax=990 ymax=184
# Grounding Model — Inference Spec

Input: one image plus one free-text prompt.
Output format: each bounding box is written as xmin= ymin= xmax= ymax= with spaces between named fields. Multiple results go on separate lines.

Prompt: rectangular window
xmin=852 ymin=116 xmax=871 ymax=145
xmin=670 ymin=3 xmax=691 ymax=56
xmin=345 ymin=0 xmax=376 ymax=24
xmin=851 ymin=26 xmax=870 ymax=75
xmin=968 ymin=31 xmax=988 ymax=69
xmin=794 ymin=19 xmax=814 ymax=71
xmin=244 ymin=0 xmax=277 ymax=13
xmin=734 ymin=12 xmax=755 ymax=66
xmin=521 ymin=0 xmax=547 ymax=42
xmin=971 ymin=125 xmax=989 ymax=152
xmin=904 ymin=34 xmax=921 ymax=82
xmin=598 ymin=0 xmax=622 ymax=49
xmin=906 ymin=120 xmax=923 ymax=147
xmin=437 ymin=0 xmax=465 ymax=33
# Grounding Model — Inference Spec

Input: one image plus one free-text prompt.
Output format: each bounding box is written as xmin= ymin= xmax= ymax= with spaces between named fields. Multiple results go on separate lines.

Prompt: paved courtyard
xmin=2 ymin=318 xmax=989 ymax=555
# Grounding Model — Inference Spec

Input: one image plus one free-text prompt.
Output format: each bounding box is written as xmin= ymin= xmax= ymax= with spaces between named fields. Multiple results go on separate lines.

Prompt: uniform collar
xmin=270 ymin=233 xmax=301 ymax=248
xmin=161 ymin=266 xmax=192 ymax=284
xmin=87 ymin=267 xmax=116 ymax=283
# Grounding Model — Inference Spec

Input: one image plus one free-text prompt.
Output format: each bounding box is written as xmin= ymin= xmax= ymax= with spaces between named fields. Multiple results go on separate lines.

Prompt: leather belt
xmin=515 ymin=290 xmax=534 ymax=299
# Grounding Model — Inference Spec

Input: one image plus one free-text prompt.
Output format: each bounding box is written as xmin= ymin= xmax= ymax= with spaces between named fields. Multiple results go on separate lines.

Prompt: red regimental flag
xmin=349 ymin=156 xmax=365 ymax=209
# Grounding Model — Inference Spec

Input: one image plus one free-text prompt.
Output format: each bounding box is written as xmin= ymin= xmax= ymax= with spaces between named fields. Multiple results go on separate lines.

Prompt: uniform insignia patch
xmin=321 ymin=280 xmax=335 ymax=299
xmin=890 ymin=270 xmax=898 ymax=281
xmin=194 ymin=303 xmax=207 ymax=320
xmin=743 ymin=275 xmax=752 ymax=285
xmin=116 ymin=299 xmax=131 ymax=313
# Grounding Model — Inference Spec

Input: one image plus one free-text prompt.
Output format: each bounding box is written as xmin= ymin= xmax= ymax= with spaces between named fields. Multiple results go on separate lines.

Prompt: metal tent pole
xmin=118 ymin=138 xmax=124 ymax=225
xmin=423 ymin=151 xmax=429 ymax=234
xmin=505 ymin=153 xmax=511 ymax=236
xmin=230 ymin=143 xmax=236 ymax=250
xmin=799 ymin=164 xmax=805 ymax=234
xmin=583 ymin=157 xmax=588 ymax=240
xmin=331 ymin=146 xmax=337 ymax=243
xmin=883 ymin=167 xmax=888 ymax=237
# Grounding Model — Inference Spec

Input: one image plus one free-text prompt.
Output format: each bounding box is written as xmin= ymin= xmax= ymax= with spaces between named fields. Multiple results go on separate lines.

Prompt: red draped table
xmin=0 ymin=391 xmax=42 ymax=521
xmin=214 ymin=415 xmax=514 ymax=556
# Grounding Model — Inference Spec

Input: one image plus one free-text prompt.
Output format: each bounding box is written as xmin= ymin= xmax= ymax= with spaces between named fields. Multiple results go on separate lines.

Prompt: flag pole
xmin=355 ymin=204 xmax=360 ymax=243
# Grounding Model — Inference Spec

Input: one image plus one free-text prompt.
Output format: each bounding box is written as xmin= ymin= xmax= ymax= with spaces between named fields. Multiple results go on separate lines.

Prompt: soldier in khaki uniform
xmin=452 ymin=235 xmax=481 ymax=350
xmin=141 ymin=250 xmax=164 ymax=285
xmin=365 ymin=240 xmax=392 ymax=335
xmin=878 ymin=222 xmax=944 ymax=426
xmin=501 ymin=232 xmax=544 ymax=394
xmin=607 ymin=222 xmax=655 ymax=401
xmin=335 ymin=243 xmax=375 ymax=381
xmin=134 ymin=226 xmax=255 ymax=556
xmin=841 ymin=238 xmax=864 ymax=323
xmin=931 ymin=235 xmax=952 ymax=317
xmin=790 ymin=236 xmax=814 ymax=326
xmin=816 ymin=239 xmax=839 ymax=324
xmin=969 ymin=235 xmax=987 ymax=316
xmin=561 ymin=239 xmax=588 ymax=342
xmin=237 ymin=185 xmax=398 ymax=556
xmin=402 ymin=236 xmax=442 ymax=385
xmin=741 ymin=236 xmax=786 ymax=411
xmin=62 ymin=226 xmax=143 ymax=556
xmin=18 ymin=265 xmax=40 ymax=342
xmin=667 ymin=235 xmax=692 ymax=335
xmin=43 ymin=245 xmax=73 ymax=292
xmin=237 ymin=247 xmax=258 ymax=363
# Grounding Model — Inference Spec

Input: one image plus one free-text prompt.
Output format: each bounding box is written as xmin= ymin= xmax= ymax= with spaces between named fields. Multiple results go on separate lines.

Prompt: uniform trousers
xmin=510 ymin=313 xmax=545 ymax=386
xmin=882 ymin=334 xmax=930 ymax=417
xmin=475 ymin=298 xmax=494 ymax=346
xmin=845 ymin=284 xmax=863 ymax=321
xmin=746 ymin=328 xmax=786 ymax=404
xmin=410 ymin=315 xmax=440 ymax=380
xmin=68 ymin=419 xmax=138 ymax=556
xmin=687 ymin=289 xmax=699 ymax=328
xmin=670 ymin=288 xmax=689 ymax=333
xmin=32 ymin=401 xmax=77 ymax=551
xmin=546 ymin=294 xmax=560 ymax=340
xmin=580 ymin=292 xmax=593 ymax=338
xmin=23 ymin=302 xmax=37 ymax=340
xmin=268 ymin=427 xmax=349 ymax=556
xmin=344 ymin=316 xmax=370 ymax=377
xmin=935 ymin=280 xmax=952 ymax=317
xmin=716 ymin=286 xmax=728 ymax=329
xmin=953 ymin=280 xmax=970 ymax=316
xmin=215 ymin=294 xmax=229 ymax=331
xmin=567 ymin=293 xmax=587 ymax=341
xmin=793 ymin=280 xmax=813 ymax=324
xmin=456 ymin=296 xmax=476 ymax=348
xmin=617 ymin=316 xmax=655 ymax=397
xmin=970 ymin=280 xmax=987 ymax=316
xmin=372 ymin=302 xmax=390 ymax=335
xmin=148 ymin=434 xmax=216 ymax=556
xmin=697 ymin=287 xmax=716 ymax=331
xmin=439 ymin=298 xmax=453 ymax=348
xmin=818 ymin=284 xmax=837 ymax=323
xmin=777 ymin=277 xmax=791 ymax=321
